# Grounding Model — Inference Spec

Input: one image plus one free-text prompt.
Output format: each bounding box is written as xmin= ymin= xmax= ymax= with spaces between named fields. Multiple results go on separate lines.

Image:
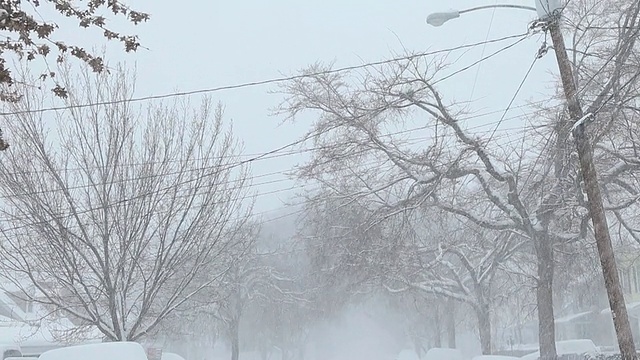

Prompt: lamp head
xmin=426 ymin=11 xmax=461 ymax=27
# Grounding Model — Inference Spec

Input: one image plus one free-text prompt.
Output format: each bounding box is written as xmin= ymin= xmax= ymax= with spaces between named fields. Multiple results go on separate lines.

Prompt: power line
xmin=0 ymin=39 xmax=587 ymax=232
xmin=0 ymin=115 xmax=588 ymax=238
xmin=0 ymin=121 xmax=556 ymax=233
xmin=433 ymin=33 xmax=532 ymax=85
xmin=2 ymin=2 xmax=629 ymax=227
xmin=469 ymin=0 xmax=499 ymax=101
xmin=0 ymin=97 xmax=554 ymax=177
xmin=0 ymin=32 xmax=532 ymax=117
xmin=4 ymin=116 xmax=552 ymax=221
xmin=0 ymin=27 xmax=564 ymax=210
xmin=0 ymin=101 xmax=561 ymax=201
xmin=488 ymin=49 xmax=540 ymax=143
xmin=0 ymin=121 xmax=543 ymax=204
xmin=0 ymin=92 xmax=589 ymax=230
xmin=1 ymin=92 xmax=564 ymax=184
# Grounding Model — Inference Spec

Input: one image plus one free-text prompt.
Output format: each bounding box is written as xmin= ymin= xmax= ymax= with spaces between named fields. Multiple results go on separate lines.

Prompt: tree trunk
xmin=476 ymin=304 xmax=492 ymax=355
xmin=434 ymin=304 xmax=442 ymax=347
xmin=517 ymin=323 xmax=523 ymax=345
xmin=230 ymin=322 xmax=240 ymax=360
xmin=447 ymin=299 xmax=457 ymax=348
xmin=282 ymin=348 xmax=292 ymax=360
xmin=536 ymin=236 xmax=557 ymax=360
xmin=413 ymin=337 xmax=425 ymax=359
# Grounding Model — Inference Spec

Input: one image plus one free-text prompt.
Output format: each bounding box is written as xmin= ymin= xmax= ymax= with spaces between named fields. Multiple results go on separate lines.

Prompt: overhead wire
xmin=0 ymin=94 xmax=589 ymax=224
xmin=0 ymin=28 xmax=548 ymax=194
xmin=0 ymin=26 xmax=582 ymax=231
xmin=432 ymin=33 xmax=533 ymax=85
xmin=12 ymin=6 xmax=620 ymax=197
xmin=0 ymin=28 xmax=548 ymax=230
xmin=0 ymin=113 xmax=552 ymax=219
xmin=241 ymin=2 xmax=640 ymax=237
xmin=0 ymin=32 xmax=533 ymax=117
xmin=0 ymin=118 xmax=559 ymax=235
xmin=0 ymin=97 xmax=559 ymax=177
xmin=468 ymin=0 xmax=498 ymax=101
xmin=487 ymin=44 xmax=541 ymax=143
xmin=0 ymin=99 xmax=565 ymax=201
xmin=0 ymin=123 xmax=544 ymax=206
xmin=0 ymin=107 xmax=598 ymax=233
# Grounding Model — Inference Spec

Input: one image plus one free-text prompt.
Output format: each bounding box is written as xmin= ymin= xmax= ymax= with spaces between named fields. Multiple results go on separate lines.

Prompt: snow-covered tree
xmin=0 ymin=64 xmax=252 ymax=341
xmin=276 ymin=3 xmax=640 ymax=353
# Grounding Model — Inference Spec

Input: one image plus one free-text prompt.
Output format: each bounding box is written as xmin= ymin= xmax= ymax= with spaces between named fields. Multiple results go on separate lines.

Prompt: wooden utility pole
xmin=547 ymin=15 xmax=637 ymax=360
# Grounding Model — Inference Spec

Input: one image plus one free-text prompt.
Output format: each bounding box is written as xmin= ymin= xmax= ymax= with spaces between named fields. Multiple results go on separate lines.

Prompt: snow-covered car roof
xmin=38 ymin=342 xmax=148 ymax=360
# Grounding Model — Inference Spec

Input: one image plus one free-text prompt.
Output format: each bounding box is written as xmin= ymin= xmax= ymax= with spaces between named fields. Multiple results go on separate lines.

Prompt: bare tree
xmin=238 ymin=239 xmax=318 ymax=360
xmin=153 ymin=308 xmax=221 ymax=360
xmin=150 ymin=224 xmax=259 ymax=360
xmin=563 ymin=0 xmax=640 ymax=248
xmin=383 ymin=291 xmax=454 ymax=356
xmin=214 ymin=244 xmax=263 ymax=360
xmin=384 ymin=217 xmax=523 ymax=354
xmin=299 ymin=179 xmax=518 ymax=354
xmin=272 ymin=3 xmax=640 ymax=358
xmin=0 ymin=64 xmax=253 ymax=341
xmin=242 ymin=273 xmax=315 ymax=360
xmin=275 ymin=48 xmax=588 ymax=357
xmin=204 ymin=230 xmax=311 ymax=360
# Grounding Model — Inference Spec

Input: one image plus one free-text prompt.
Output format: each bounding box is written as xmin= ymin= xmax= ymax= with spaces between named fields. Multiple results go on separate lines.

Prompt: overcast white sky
xmin=39 ymin=1 xmax=562 ymax=215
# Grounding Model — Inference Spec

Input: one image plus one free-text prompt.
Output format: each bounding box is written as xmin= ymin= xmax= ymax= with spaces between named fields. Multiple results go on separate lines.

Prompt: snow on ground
xmin=425 ymin=348 xmax=465 ymax=360
xmin=520 ymin=339 xmax=599 ymax=360
xmin=0 ymin=317 xmax=102 ymax=356
xmin=473 ymin=355 xmax=521 ymax=360
xmin=397 ymin=349 xmax=420 ymax=360
xmin=161 ymin=352 xmax=186 ymax=360
xmin=0 ymin=321 xmax=59 ymax=347
xmin=555 ymin=311 xmax=592 ymax=324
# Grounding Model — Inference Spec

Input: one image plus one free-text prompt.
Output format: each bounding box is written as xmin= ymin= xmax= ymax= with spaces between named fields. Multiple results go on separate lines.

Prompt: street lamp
xmin=426 ymin=5 xmax=537 ymax=27
xmin=426 ymin=2 xmax=638 ymax=360
xmin=426 ymin=1 xmax=565 ymax=26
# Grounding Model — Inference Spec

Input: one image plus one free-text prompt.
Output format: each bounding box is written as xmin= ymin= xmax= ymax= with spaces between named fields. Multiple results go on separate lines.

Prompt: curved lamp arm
xmin=427 ymin=4 xmax=537 ymax=27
